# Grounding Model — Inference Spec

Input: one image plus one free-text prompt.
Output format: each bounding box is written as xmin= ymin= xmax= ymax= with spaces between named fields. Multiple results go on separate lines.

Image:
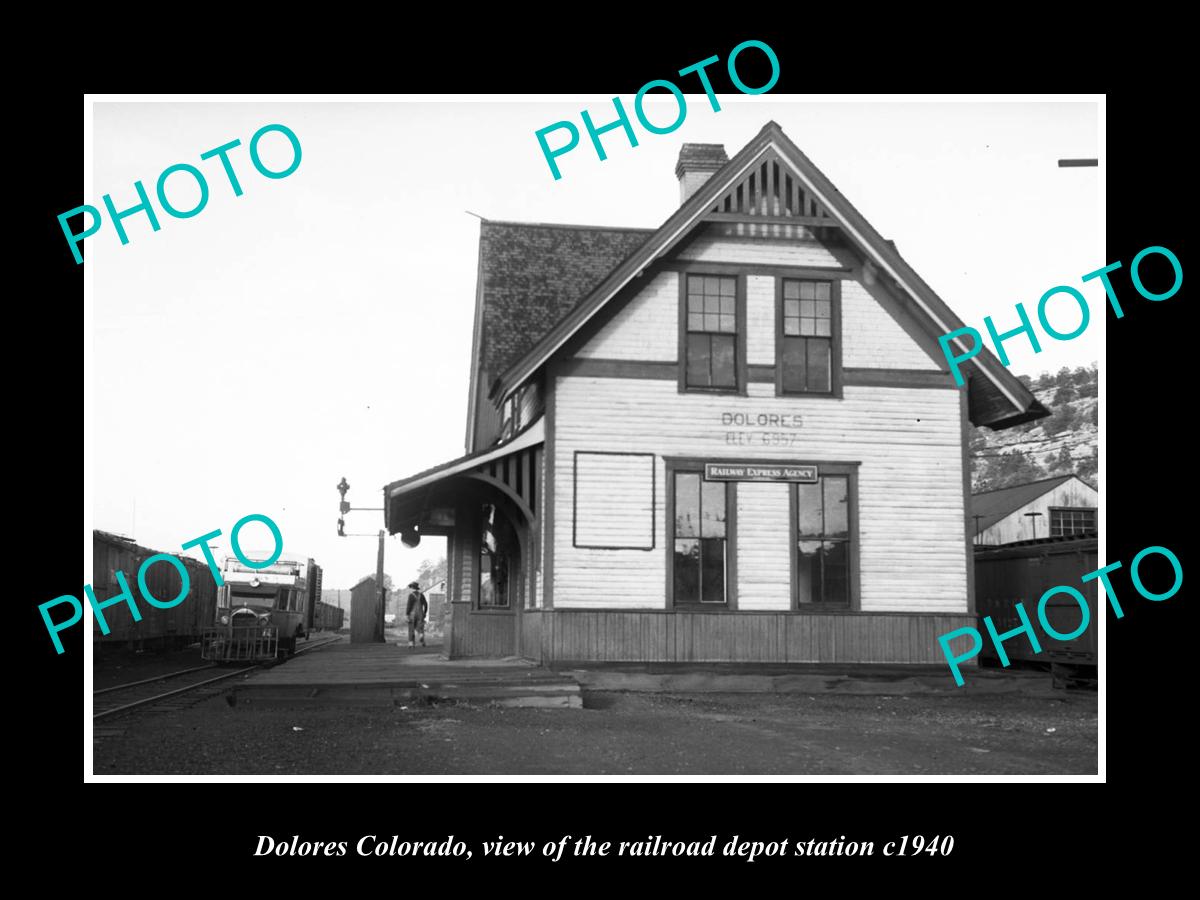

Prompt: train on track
xmin=974 ymin=533 xmax=1097 ymax=687
xmin=93 ymin=530 xmax=219 ymax=650
xmin=93 ymin=530 xmax=342 ymax=655
xmin=202 ymin=554 xmax=324 ymax=661
xmin=313 ymin=600 xmax=345 ymax=632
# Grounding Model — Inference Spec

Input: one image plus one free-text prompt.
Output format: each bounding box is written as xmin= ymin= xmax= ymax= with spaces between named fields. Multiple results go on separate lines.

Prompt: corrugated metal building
xmin=383 ymin=122 xmax=1045 ymax=665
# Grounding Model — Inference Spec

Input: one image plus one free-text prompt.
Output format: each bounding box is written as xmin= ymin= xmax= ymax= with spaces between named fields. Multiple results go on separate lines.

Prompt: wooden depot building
xmin=383 ymin=122 xmax=1046 ymax=665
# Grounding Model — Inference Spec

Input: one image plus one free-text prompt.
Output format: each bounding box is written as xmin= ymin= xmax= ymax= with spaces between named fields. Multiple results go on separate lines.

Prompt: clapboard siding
xmin=573 ymin=452 xmax=655 ymax=548
xmin=675 ymin=236 xmax=840 ymax=268
xmin=575 ymin=262 xmax=937 ymax=382
xmin=576 ymin=271 xmax=678 ymax=361
xmin=735 ymin=482 xmax=792 ymax=609
xmin=554 ymin=446 xmax=664 ymax=607
xmin=841 ymin=279 xmax=939 ymax=369
xmin=553 ymin=378 xmax=967 ymax=613
xmin=540 ymin=610 xmax=976 ymax=663
xmin=746 ymin=275 xmax=775 ymax=365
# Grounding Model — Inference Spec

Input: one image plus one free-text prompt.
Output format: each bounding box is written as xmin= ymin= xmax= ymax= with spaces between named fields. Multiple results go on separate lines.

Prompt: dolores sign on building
xmin=704 ymin=463 xmax=818 ymax=483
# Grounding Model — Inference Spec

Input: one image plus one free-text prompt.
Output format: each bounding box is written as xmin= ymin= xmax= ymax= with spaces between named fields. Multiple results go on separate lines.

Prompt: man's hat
xmin=408 ymin=581 xmax=420 ymax=589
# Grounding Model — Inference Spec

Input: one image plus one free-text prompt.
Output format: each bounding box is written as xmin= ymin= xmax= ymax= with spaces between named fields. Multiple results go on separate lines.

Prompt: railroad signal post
xmin=336 ymin=476 xmax=388 ymax=643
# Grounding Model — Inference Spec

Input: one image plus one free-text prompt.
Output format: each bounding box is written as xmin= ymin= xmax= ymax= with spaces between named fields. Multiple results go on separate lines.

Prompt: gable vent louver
xmin=707 ymin=150 xmax=837 ymax=239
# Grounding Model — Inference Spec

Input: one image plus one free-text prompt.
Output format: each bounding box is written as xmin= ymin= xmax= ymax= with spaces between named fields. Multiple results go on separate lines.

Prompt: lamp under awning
xmin=383 ymin=416 xmax=545 ymax=536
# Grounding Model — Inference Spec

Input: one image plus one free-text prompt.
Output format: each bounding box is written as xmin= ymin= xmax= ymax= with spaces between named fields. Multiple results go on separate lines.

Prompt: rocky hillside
xmin=970 ymin=364 xmax=1097 ymax=493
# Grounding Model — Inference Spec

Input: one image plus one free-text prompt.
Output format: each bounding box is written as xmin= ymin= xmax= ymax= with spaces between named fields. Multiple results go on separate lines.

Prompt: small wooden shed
xmin=349 ymin=576 xmax=384 ymax=643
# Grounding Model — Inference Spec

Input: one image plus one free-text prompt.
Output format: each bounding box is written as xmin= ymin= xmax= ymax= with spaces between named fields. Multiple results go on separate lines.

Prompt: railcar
xmin=92 ymin=530 xmax=219 ymax=650
xmin=312 ymin=601 xmax=344 ymax=632
xmin=201 ymin=555 xmax=320 ymax=661
xmin=974 ymin=533 xmax=1097 ymax=687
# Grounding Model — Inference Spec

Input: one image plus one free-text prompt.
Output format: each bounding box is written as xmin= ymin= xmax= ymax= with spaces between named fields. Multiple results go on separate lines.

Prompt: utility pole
xmin=375 ymin=529 xmax=386 ymax=643
xmin=1025 ymin=511 xmax=1044 ymax=540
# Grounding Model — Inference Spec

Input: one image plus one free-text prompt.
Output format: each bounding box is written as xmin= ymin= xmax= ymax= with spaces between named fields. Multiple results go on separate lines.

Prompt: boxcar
xmin=313 ymin=601 xmax=344 ymax=632
xmin=92 ymin=530 xmax=218 ymax=650
xmin=974 ymin=534 xmax=1097 ymax=684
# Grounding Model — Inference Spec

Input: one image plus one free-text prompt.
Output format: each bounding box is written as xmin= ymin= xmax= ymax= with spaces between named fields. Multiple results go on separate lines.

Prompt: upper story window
xmin=683 ymin=274 xmax=741 ymax=392
xmin=499 ymin=395 xmax=517 ymax=441
xmin=778 ymin=278 xmax=841 ymax=396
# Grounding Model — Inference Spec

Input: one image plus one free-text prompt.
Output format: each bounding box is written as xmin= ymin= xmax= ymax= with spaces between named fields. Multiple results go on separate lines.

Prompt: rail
xmin=93 ymin=635 xmax=342 ymax=721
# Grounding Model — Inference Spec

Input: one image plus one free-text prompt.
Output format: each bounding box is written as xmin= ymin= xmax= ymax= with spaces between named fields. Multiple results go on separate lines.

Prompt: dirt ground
xmin=91 ymin=686 xmax=1096 ymax=776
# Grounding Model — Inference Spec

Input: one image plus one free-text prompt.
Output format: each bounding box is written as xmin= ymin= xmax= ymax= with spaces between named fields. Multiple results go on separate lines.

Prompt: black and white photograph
xmin=77 ymin=94 xmax=1110 ymax=779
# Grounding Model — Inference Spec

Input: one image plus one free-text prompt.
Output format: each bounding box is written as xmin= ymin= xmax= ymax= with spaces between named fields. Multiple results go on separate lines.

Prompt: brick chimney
xmin=676 ymin=143 xmax=728 ymax=204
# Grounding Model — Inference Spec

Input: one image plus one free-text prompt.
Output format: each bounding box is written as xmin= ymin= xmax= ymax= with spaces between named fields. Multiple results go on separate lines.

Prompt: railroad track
xmin=93 ymin=635 xmax=343 ymax=721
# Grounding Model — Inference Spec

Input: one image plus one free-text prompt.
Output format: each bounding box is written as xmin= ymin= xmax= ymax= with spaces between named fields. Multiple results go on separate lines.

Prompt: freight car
xmin=92 ymin=530 xmax=218 ymax=650
xmin=974 ymin=534 xmax=1097 ymax=687
xmin=312 ymin=600 xmax=344 ymax=632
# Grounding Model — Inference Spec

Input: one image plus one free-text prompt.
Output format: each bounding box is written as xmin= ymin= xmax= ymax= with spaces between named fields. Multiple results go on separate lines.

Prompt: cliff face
xmin=970 ymin=364 xmax=1098 ymax=493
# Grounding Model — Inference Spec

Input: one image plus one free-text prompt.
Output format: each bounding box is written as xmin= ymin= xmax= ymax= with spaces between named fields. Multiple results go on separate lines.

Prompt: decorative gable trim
xmin=704 ymin=146 xmax=838 ymax=227
xmin=491 ymin=122 xmax=1042 ymax=429
xmin=491 ymin=135 xmax=783 ymax=402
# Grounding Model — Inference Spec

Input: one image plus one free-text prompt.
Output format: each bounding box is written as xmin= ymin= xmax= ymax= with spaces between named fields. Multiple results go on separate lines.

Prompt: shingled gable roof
xmin=971 ymin=474 xmax=1085 ymax=534
xmin=476 ymin=221 xmax=654 ymax=379
xmin=488 ymin=121 xmax=1045 ymax=430
xmin=464 ymin=220 xmax=654 ymax=449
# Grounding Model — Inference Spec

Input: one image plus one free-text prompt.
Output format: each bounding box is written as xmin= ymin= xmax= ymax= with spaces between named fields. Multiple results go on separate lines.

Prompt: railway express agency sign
xmin=704 ymin=462 xmax=817 ymax=483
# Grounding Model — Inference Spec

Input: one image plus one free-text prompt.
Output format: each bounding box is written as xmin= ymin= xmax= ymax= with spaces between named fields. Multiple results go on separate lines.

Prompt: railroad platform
xmin=234 ymin=635 xmax=582 ymax=708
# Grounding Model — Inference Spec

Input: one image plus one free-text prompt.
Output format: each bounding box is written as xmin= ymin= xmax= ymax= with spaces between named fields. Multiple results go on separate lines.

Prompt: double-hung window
xmin=778 ymin=279 xmax=840 ymax=395
xmin=683 ymin=275 xmax=740 ymax=391
xmin=793 ymin=473 xmax=854 ymax=607
xmin=671 ymin=470 xmax=730 ymax=606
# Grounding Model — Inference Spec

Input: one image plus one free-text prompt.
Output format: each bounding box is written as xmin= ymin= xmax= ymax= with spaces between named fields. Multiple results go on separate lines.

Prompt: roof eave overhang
xmin=978 ymin=398 xmax=1052 ymax=431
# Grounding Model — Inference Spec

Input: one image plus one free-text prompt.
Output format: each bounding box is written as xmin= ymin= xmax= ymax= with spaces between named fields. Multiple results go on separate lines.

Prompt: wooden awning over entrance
xmin=383 ymin=417 xmax=544 ymax=538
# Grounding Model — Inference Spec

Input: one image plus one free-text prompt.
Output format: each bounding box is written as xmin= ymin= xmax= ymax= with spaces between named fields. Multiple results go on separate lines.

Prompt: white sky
xmin=90 ymin=98 xmax=1100 ymax=589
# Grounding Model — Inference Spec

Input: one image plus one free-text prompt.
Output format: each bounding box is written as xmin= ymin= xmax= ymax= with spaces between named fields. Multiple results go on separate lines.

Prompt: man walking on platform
xmin=405 ymin=581 xmax=428 ymax=648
